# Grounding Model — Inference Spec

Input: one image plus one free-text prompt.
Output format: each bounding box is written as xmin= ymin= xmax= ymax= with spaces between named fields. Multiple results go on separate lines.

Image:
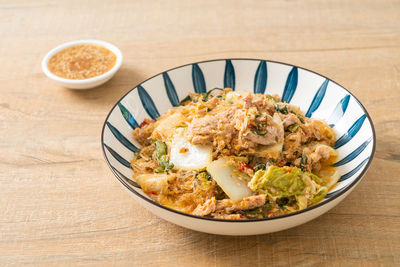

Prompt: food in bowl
xmin=47 ymin=44 xmax=116 ymax=80
xmin=131 ymin=88 xmax=340 ymax=220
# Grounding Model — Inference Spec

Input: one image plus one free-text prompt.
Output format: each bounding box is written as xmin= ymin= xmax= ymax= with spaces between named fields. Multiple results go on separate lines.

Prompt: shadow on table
xmin=63 ymin=67 xmax=148 ymax=107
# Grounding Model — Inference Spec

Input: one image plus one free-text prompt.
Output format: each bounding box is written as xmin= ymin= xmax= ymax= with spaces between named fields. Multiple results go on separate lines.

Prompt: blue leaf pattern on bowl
xmin=334 ymin=114 xmax=366 ymax=149
xmin=162 ymin=72 xmax=179 ymax=107
xmin=118 ymin=103 xmax=139 ymax=130
xmin=282 ymin=67 xmax=298 ymax=103
xmin=138 ymin=85 xmax=160 ymax=120
xmin=224 ymin=59 xmax=235 ymax=90
xmin=253 ymin=61 xmax=267 ymax=94
xmin=305 ymin=79 xmax=329 ymax=118
xmin=192 ymin=64 xmax=206 ymax=93
xmin=104 ymin=144 xmax=131 ymax=168
xmin=333 ymin=137 xmax=372 ymax=167
xmin=106 ymin=122 xmax=139 ymax=152
xmin=326 ymin=187 xmax=346 ymax=198
xmin=339 ymin=157 xmax=370 ymax=182
xmin=328 ymin=94 xmax=350 ymax=127
xmin=111 ymin=165 xmax=139 ymax=188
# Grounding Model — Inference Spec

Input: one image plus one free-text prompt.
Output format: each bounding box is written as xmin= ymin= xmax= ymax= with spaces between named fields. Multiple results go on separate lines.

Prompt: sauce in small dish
xmin=48 ymin=44 xmax=117 ymax=80
xmin=42 ymin=40 xmax=122 ymax=89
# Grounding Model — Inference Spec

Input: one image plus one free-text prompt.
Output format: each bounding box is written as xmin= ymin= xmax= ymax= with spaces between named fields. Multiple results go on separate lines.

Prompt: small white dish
xmin=42 ymin=40 xmax=123 ymax=89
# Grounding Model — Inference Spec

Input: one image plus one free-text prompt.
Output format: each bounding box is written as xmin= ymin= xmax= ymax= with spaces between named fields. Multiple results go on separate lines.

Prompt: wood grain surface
xmin=0 ymin=0 xmax=399 ymax=266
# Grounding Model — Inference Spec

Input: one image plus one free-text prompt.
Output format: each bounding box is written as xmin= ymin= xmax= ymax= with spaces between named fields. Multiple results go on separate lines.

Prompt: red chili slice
xmin=139 ymin=120 xmax=149 ymax=127
xmin=238 ymin=162 xmax=254 ymax=171
xmin=249 ymin=122 xmax=258 ymax=129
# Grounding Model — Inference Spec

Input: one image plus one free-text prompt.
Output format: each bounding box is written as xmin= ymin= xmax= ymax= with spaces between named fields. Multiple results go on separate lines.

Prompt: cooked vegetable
xmin=288 ymin=123 xmax=299 ymax=133
xmin=131 ymin=89 xmax=338 ymax=219
xmin=306 ymin=171 xmax=321 ymax=183
xmin=288 ymin=108 xmax=305 ymax=124
xmin=179 ymin=95 xmax=192 ymax=105
xmin=273 ymin=112 xmax=284 ymax=137
xmin=195 ymin=170 xmax=211 ymax=187
xmin=169 ymin=135 xmax=212 ymax=170
xmin=135 ymin=173 xmax=168 ymax=195
xmin=250 ymin=127 xmax=267 ymax=136
xmin=206 ymin=158 xmax=253 ymax=202
xmin=309 ymin=187 xmax=328 ymax=205
xmin=275 ymin=104 xmax=288 ymax=114
xmin=296 ymin=113 xmax=305 ymax=124
xmin=152 ymin=112 xmax=185 ymax=139
xmin=154 ymin=140 xmax=167 ymax=158
xmin=244 ymin=202 xmax=273 ymax=219
xmin=249 ymin=114 xmax=269 ymax=136
xmin=319 ymin=169 xmax=340 ymax=190
xmin=202 ymin=87 xmax=224 ymax=101
xmin=238 ymin=161 xmax=253 ymax=171
xmin=215 ymin=185 xmax=227 ymax=200
xmin=225 ymin=91 xmax=250 ymax=104
xmin=154 ymin=140 xmax=174 ymax=173
xmin=276 ymin=196 xmax=296 ymax=209
xmin=296 ymin=195 xmax=308 ymax=210
xmin=248 ymin=166 xmax=305 ymax=199
xmin=300 ymin=153 xmax=308 ymax=171
xmin=254 ymin=163 xmax=267 ymax=171
xmin=265 ymin=94 xmax=279 ymax=103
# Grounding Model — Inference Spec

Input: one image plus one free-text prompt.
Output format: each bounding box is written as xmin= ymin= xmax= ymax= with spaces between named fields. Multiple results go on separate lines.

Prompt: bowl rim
xmin=101 ymin=58 xmax=376 ymax=223
xmin=41 ymin=39 xmax=123 ymax=84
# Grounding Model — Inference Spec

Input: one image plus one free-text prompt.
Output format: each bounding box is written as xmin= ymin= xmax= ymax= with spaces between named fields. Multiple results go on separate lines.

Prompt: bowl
xmin=101 ymin=59 xmax=375 ymax=235
xmin=42 ymin=40 xmax=123 ymax=89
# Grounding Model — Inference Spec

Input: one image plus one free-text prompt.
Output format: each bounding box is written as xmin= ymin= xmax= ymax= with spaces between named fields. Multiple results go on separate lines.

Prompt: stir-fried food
xmin=131 ymin=88 xmax=339 ymax=219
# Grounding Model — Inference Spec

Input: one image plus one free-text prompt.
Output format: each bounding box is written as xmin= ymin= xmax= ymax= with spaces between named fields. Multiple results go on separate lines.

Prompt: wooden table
xmin=1 ymin=0 xmax=399 ymax=266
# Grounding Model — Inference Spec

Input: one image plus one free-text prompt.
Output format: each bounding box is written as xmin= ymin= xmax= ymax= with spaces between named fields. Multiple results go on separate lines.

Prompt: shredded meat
xmin=216 ymin=194 xmax=267 ymax=212
xmin=310 ymin=144 xmax=331 ymax=161
xmin=308 ymin=144 xmax=333 ymax=171
xmin=310 ymin=120 xmax=336 ymax=146
xmin=251 ymin=94 xmax=276 ymax=114
xmin=185 ymin=115 xmax=218 ymax=145
xmin=186 ymin=107 xmax=239 ymax=153
xmin=132 ymin=119 xmax=155 ymax=146
xmin=244 ymin=127 xmax=279 ymax=146
xmin=283 ymin=131 xmax=302 ymax=161
xmin=192 ymin=194 xmax=267 ymax=218
xmin=282 ymin=114 xmax=300 ymax=128
xmin=192 ymin=197 xmax=216 ymax=216
xmin=131 ymin=158 xmax=158 ymax=174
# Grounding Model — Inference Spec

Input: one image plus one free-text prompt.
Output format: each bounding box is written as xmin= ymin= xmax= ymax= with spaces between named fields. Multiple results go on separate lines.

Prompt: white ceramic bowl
xmin=101 ymin=59 xmax=375 ymax=235
xmin=42 ymin=40 xmax=123 ymax=89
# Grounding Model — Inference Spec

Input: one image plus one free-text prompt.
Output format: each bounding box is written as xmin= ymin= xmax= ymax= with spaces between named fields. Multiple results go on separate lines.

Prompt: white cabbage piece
xmin=135 ymin=173 xmax=168 ymax=194
xmin=323 ymin=170 xmax=341 ymax=190
xmin=169 ymin=136 xmax=212 ymax=170
xmin=206 ymin=158 xmax=253 ymax=202
xmin=272 ymin=112 xmax=284 ymax=143
xmin=265 ymin=112 xmax=284 ymax=153
xmin=296 ymin=195 xmax=308 ymax=210
xmin=273 ymin=112 xmax=284 ymax=129
xmin=151 ymin=110 xmax=184 ymax=140
xmin=225 ymin=90 xmax=250 ymax=104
